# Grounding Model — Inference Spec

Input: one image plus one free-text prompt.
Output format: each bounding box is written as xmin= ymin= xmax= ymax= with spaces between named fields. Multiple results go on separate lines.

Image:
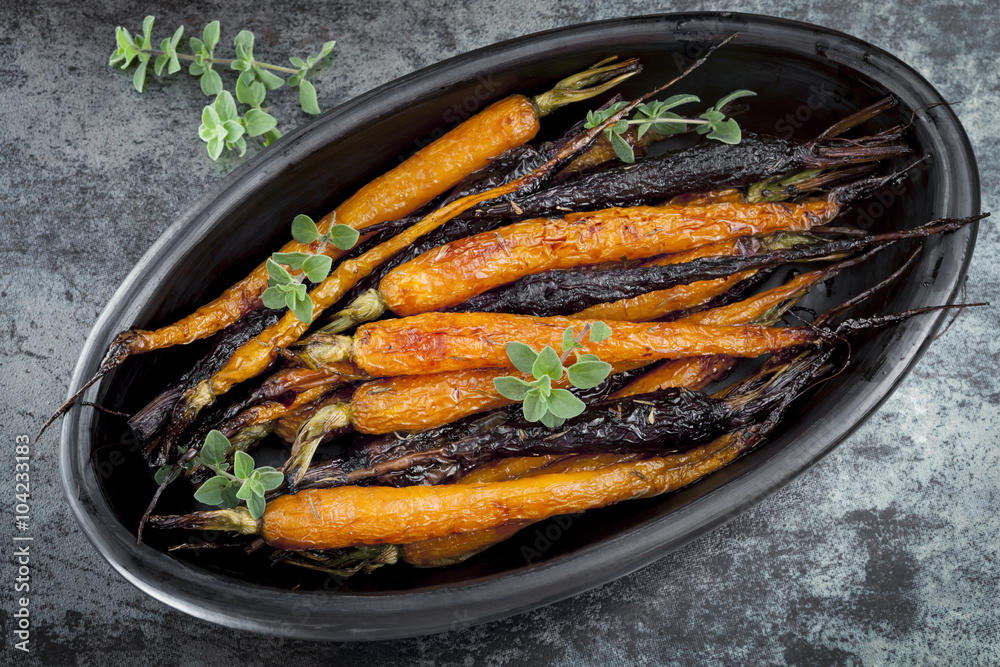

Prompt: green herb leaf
xmin=326 ymin=224 xmax=360 ymax=250
xmin=589 ymin=321 xmax=612 ymax=343
xmin=263 ymin=127 xmax=282 ymax=147
xmin=653 ymin=93 xmax=700 ymax=112
xmin=289 ymin=292 xmax=314 ymax=324
xmin=154 ymin=465 xmax=181 ymax=485
xmin=609 ymin=131 xmax=635 ymax=164
xmin=233 ymin=451 xmax=254 ymax=479
xmin=266 ymin=257 xmax=295 ymax=284
xmin=302 ymin=253 xmax=333 ymax=282
xmin=200 ymin=430 xmax=230 ymax=465
xmin=493 ymin=376 xmax=533 ymax=401
xmin=576 ymin=353 xmax=601 ymax=363
xmin=219 ymin=484 xmax=240 ymax=509
xmin=193 ymin=475 xmax=231 ymax=506
xmin=235 ymin=478 xmax=255 ymax=500
xmin=546 ymin=388 xmax=586 ymax=419
xmin=132 ymin=59 xmax=148 ymax=93
xmin=141 ymin=15 xmax=154 ymax=46
xmin=583 ymin=101 xmax=628 ymax=129
xmin=200 ymin=68 xmax=223 ymax=96
xmin=299 ymin=79 xmax=320 ymax=114
xmin=254 ymin=64 xmax=285 ymax=90
xmin=505 ymin=342 xmax=538 ymax=374
xmin=539 ymin=411 xmax=565 ymax=428
xmin=272 ymin=251 xmax=310 ymax=270
xmin=247 ymin=492 xmax=266 ymax=520
xmin=532 ymin=346 xmax=563 ymax=382
xmin=291 ymin=214 xmax=320 ymax=244
xmin=562 ymin=326 xmax=582 ymax=352
xmin=223 ymin=119 xmax=245 ymax=143
xmin=652 ymin=116 xmax=688 ymax=136
xmin=244 ymin=108 xmax=277 ymax=137
xmin=289 ymin=56 xmax=306 ymax=68
xmin=522 ymin=389 xmax=547 ymax=422
xmin=566 ymin=360 xmax=613 ymax=389
xmin=154 ymin=54 xmax=168 ymax=77
xmin=203 ymin=20 xmax=220 ymax=52
xmin=262 ymin=286 xmax=287 ymax=310
xmin=706 ymin=117 xmax=742 ymax=144
xmin=255 ymin=467 xmax=284 ymax=491
xmin=235 ymin=76 xmax=266 ymax=107
xmin=234 ymin=30 xmax=255 ymax=60
xmin=715 ymin=89 xmax=757 ymax=111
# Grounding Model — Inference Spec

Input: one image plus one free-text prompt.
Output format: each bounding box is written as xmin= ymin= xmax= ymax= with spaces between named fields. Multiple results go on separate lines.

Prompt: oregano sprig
xmin=493 ymin=322 xmax=614 ymax=428
xmin=262 ymin=214 xmax=360 ymax=324
xmin=153 ymin=430 xmax=282 ymax=520
xmin=584 ymin=89 xmax=757 ymax=164
xmin=109 ymin=16 xmax=336 ymax=159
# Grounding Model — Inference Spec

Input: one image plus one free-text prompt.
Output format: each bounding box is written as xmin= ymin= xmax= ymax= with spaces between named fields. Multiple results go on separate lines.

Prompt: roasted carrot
xmin=349 ymin=359 xmax=649 ymax=435
xmin=377 ymin=198 xmax=842 ymax=316
xmin=322 ymin=312 xmax=821 ymax=378
xmin=150 ymin=393 xmax=808 ymax=550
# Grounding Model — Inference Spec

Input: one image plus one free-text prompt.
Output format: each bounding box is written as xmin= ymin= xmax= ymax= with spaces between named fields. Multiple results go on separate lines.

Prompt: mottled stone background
xmin=1 ymin=0 xmax=997 ymax=664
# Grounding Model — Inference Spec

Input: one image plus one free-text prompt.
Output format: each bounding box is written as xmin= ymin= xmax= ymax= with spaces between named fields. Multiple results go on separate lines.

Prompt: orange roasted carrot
xmin=570 ymin=236 xmax=754 ymax=321
xmin=378 ymin=198 xmax=840 ymax=315
xmin=349 ymin=359 xmax=649 ymax=434
xmin=344 ymin=312 xmax=820 ymax=377
xmin=151 ymin=427 xmax=753 ymax=550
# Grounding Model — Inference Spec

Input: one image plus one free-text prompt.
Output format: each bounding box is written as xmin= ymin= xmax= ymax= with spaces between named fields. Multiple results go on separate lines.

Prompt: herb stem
xmin=204 ymin=461 xmax=238 ymax=482
xmin=559 ymin=324 xmax=592 ymax=364
xmin=138 ymin=48 xmax=300 ymax=74
xmin=625 ymin=117 xmax=709 ymax=126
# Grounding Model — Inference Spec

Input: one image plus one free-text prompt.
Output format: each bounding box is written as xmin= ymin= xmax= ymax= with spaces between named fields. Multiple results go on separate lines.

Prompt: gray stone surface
xmin=1 ymin=0 xmax=997 ymax=664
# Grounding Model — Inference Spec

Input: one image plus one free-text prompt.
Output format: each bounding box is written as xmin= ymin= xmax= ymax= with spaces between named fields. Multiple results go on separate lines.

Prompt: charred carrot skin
xmin=124 ymin=96 xmax=541 ymax=355
xmin=378 ymin=199 xmax=840 ymax=316
xmin=351 ymin=312 xmax=819 ymax=377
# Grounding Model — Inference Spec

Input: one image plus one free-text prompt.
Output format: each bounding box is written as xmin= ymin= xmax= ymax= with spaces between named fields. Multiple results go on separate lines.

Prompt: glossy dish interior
xmin=60 ymin=13 xmax=979 ymax=640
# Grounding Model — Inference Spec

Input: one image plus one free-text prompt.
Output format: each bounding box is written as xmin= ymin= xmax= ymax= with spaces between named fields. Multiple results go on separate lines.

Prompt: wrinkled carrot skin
xmin=379 ymin=198 xmax=838 ymax=315
xmin=127 ymin=96 xmax=540 ymax=354
xmin=263 ymin=432 xmax=744 ymax=550
xmin=352 ymin=312 xmax=818 ymax=378
xmin=350 ymin=359 xmax=649 ymax=434
xmin=609 ymin=262 xmax=844 ymax=399
xmin=571 ymin=237 xmax=754 ymax=321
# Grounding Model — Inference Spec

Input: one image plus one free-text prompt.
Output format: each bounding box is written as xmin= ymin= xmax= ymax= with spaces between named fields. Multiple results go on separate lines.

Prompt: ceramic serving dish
xmin=60 ymin=12 xmax=979 ymax=640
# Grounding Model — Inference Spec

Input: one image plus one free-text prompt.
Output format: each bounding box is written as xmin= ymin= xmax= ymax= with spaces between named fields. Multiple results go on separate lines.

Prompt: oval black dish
xmin=61 ymin=12 xmax=979 ymax=640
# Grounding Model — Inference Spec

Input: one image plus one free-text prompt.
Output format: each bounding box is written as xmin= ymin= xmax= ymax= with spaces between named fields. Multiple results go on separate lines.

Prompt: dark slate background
xmin=1 ymin=0 xmax=997 ymax=664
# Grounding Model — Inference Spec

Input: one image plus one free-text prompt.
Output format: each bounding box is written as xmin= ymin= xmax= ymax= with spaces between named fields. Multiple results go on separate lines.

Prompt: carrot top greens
xmin=585 ymin=89 xmax=757 ymax=163
xmin=109 ymin=16 xmax=336 ymax=160
xmin=494 ymin=322 xmax=614 ymax=427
